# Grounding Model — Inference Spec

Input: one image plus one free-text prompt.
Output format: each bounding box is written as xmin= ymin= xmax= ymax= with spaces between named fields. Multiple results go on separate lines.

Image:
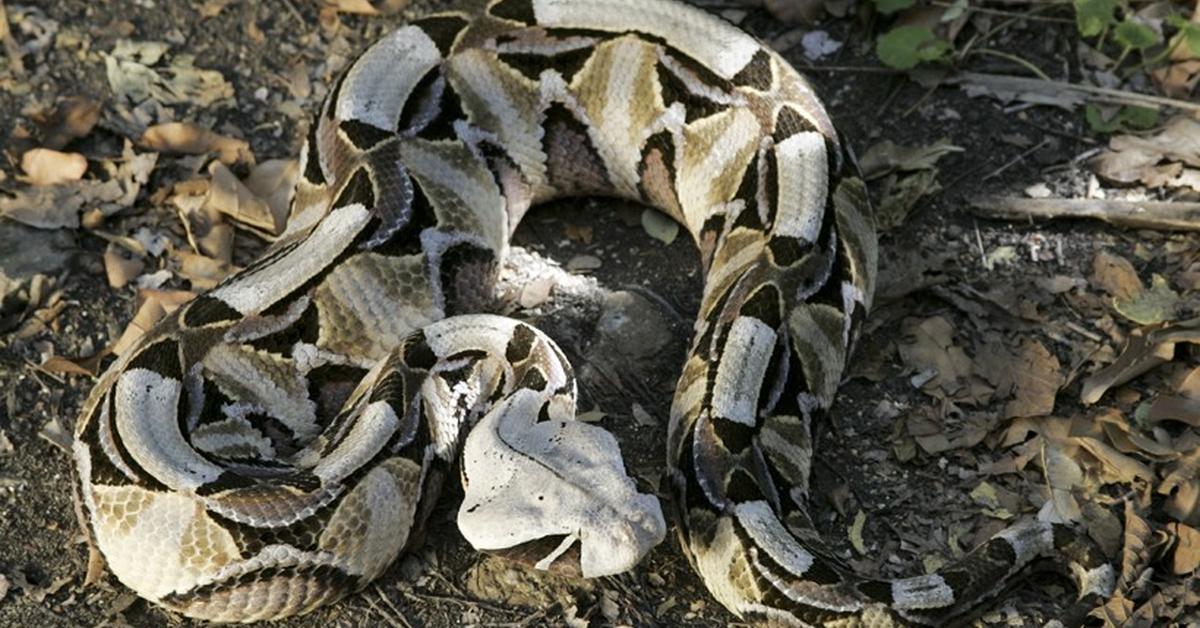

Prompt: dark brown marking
xmin=413 ymin=14 xmax=468 ymax=56
xmin=489 ymin=0 xmax=536 ymax=24
xmin=403 ymin=334 xmax=437 ymax=370
xmin=541 ymin=102 xmax=610 ymax=194
xmin=740 ymin=284 xmax=782 ymax=328
xmin=301 ymin=125 xmax=326 ymax=185
xmin=772 ymin=105 xmax=817 ymax=144
xmin=332 ymin=167 xmax=376 ymax=212
xmin=496 ymin=46 xmax=593 ymax=83
xmin=128 ymin=338 xmax=182 ymax=380
xmin=183 ymin=295 xmax=242 ymax=328
xmin=731 ymin=48 xmax=772 ymax=91
xmin=339 ymin=118 xmax=393 ymax=151
xmin=712 ymin=416 xmax=754 ymax=453
xmin=519 ymin=366 xmax=548 ymax=392
xmin=505 ymin=324 xmax=537 ymax=363
xmin=657 ymin=58 xmax=725 ymax=124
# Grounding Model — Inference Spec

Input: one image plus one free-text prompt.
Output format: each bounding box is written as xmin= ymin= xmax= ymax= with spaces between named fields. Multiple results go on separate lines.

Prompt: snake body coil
xmin=74 ymin=0 xmax=1114 ymax=624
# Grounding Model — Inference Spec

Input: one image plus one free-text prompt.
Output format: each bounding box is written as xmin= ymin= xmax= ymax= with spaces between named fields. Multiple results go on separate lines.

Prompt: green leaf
xmin=873 ymin=0 xmax=916 ymax=15
xmin=1166 ymin=16 xmax=1200 ymax=57
xmin=1113 ymin=20 xmax=1160 ymax=51
xmin=876 ymin=26 xmax=950 ymax=70
xmin=1120 ymin=105 xmax=1159 ymax=130
xmin=1074 ymin=0 xmax=1117 ymax=38
xmin=940 ymin=0 xmax=968 ymax=22
xmin=1114 ymin=274 xmax=1181 ymax=325
xmin=1085 ymin=104 xmax=1159 ymax=134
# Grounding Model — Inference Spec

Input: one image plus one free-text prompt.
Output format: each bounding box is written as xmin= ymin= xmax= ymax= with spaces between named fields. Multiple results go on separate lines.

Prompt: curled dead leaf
xmin=21 ymin=148 xmax=87 ymax=186
xmin=103 ymin=242 xmax=144 ymax=289
xmin=242 ymin=159 xmax=297 ymax=234
xmin=1168 ymin=523 xmax=1200 ymax=575
xmin=206 ymin=161 xmax=280 ymax=235
xmin=175 ymin=250 xmax=235 ymax=290
xmin=139 ymin=122 xmax=253 ymax=166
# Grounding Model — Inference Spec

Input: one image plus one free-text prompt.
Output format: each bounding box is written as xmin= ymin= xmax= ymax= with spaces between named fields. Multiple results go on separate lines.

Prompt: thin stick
xmin=982 ymin=138 xmax=1052 ymax=181
xmin=952 ymin=72 xmax=1200 ymax=115
xmin=970 ymin=196 xmax=1200 ymax=231
xmin=930 ymin=0 xmax=1073 ymax=22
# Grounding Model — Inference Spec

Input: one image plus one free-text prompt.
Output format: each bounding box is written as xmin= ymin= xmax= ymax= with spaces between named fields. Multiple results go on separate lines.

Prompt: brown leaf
xmin=139 ymin=122 xmax=253 ymax=166
xmin=1004 ymin=339 xmax=1063 ymax=418
xmin=1160 ymin=447 xmax=1200 ymax=526
xmin=1169 ymin=522 xmax=1200 ymax=575
xmin=1091 ymin=250 xmax=1143 ymax=301
xmin=33 ymin=96 xmax=101 ymax=150
xmin=103 ymin=242 xmax=144 ymax=289
xmin=1073 ymin=436 xmax=1153 ymax=484
xmin=242 ymin=159 xmax=297 ymax=235
xmin=1119 ymin=501 xmax=1155 ymax=591
xmin=175 ymin=250 xmax=234 ymax=290
xmin=20 ymin=148 xmax=88 ymax=186
xmin=111 ymin=290 xmax=195 ymax=356
xmin=898 ymin=316 xmax=991 ymax=403
xmin=205 ymin=161 xmax=279 ymax=234
xmin=39 ymin=347 xmax=112 ymax=378
xmin=1080 ymin=326 xmax=1176 ymax=405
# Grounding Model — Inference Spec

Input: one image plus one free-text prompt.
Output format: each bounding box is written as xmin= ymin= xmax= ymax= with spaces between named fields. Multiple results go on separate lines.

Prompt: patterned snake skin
xmin=73 ymin=0 xmax=1117 ymax=624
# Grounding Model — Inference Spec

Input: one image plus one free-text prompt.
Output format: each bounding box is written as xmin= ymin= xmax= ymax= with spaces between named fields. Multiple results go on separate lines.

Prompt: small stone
xmin=566 ymin=254 xmax=602 ymax=272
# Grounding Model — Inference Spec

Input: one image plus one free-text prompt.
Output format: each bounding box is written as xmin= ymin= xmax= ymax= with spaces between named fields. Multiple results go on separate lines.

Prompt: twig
xmin=970 ymin=196 xmax=1200 ymax=232
xmin=982 ymin=138 xmax=1052 ymax=181
xmin=930 ymin=0 xmax=1073 ymax=22
xmin=951 ymin=72 xmax=1200 ymax=115
xmin=364 ymin=594 xmax=408 ymax=628
xmin=373 ymin=586 xmax=414 ymax=628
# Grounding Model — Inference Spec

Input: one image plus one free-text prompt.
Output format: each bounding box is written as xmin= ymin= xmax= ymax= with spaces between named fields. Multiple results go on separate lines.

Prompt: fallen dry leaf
xmin=242 ymin=159 xmax=297 ymax=234
xmin=32 ymin=96 xmax=101 ymax=150
xmin=140 ymin=122 xmax=252 ymax=166
xmin=103 ymin=242 xmax=144 ymax=289
xmin=20 ymin=148 xmax=87 ymax=186
xmin=1092 ymin=250 xmax=1143 ymax=301
xmin=175 ymin=249 xmax=235 ymax=290
xmin=0 ymin=142 xmax=157 ymax=229
xmin=111 ymin=290 xmax=195 ymax=356
xmin=1160 ymin=448 xmax=1200 ymax=526
xmin=105 ymin=39 xmax=234 ymax=108
xmin=1081 ymin=327 xmax=1176 ymax=405
xmin=999 ymin=339 xmax=1063 ymax=419
xmin=206 ymin=161 xmax=279 ymax=234
xmin=898 ymin=316 xmax=992 ymax=403
xmin=859 ymin=138 xmax=963 ymax=180
xmin=1169 ymin=522 xmax=1200 ymax=575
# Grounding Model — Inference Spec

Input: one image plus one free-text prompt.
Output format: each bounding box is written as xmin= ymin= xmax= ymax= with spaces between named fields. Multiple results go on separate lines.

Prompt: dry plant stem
xmin=970 ymin=196 xmax=1200 ymax=231
xmin=0 ymin=0 xmax=23 ymax=75
xmin=953 ymin=72 xmax=1200 ymax=115
xmin=930 ymin=0 xmax=1073 ymax=22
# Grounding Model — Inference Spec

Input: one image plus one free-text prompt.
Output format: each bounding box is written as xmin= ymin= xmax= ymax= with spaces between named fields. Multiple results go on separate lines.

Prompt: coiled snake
xmin=73 ymin=0 xmax=1116 ymax=624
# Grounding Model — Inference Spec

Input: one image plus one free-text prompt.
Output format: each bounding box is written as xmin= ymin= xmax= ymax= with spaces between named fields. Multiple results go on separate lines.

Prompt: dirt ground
xmin=0 ymin=0 xmax=1196 ymax=627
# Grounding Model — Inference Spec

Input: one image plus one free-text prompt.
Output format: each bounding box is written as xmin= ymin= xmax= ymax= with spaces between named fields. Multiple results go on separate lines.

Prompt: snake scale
xmin=73 ymin=0 xmax=1117 ymax=624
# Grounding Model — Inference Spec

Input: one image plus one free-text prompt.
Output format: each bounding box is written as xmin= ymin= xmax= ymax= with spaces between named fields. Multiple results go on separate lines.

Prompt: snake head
xmin=457 ymin=388 xmax=666 ymax=578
